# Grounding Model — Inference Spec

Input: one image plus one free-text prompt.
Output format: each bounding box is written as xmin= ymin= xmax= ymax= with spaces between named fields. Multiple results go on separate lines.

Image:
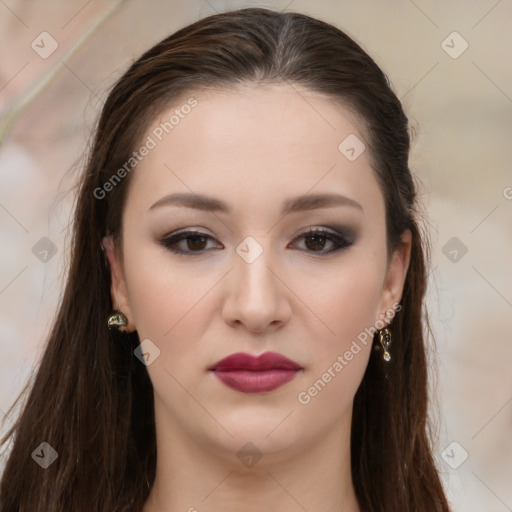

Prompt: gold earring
xmin=378 ymin=328 xmax=392 ymax=362
xmin=108 ymin=310 xmax=129 ymax=332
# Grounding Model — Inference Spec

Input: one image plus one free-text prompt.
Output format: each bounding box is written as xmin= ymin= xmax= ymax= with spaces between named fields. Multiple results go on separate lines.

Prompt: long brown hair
xmin=0 ymin=7 xmax=451 ymax=511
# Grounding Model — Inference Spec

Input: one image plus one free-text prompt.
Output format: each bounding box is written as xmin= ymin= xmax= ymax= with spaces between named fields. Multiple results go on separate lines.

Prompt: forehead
xmin=148 ymin=82 xmax=368 ymax=156
xmin=124 ymin=83 xmax=382 ymax=218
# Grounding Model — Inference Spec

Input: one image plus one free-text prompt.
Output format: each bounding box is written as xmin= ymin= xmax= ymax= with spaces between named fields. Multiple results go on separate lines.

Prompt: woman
xmin=0 ymin=7 xmax=452 ymax=512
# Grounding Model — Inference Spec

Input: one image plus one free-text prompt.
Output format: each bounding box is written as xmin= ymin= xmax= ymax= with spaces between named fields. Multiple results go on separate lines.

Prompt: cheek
xmin=121 ymin=247 xmax=214 ymax=406
xmin=121 ymin=238 xmax=196 ymax=340
xmin=296 ymin=345 xmax=370 ymax=433
xmin=292 ymin=253 xmax=383 ymax=402
xmin=296 ymin=254 xmax=384 ymax=349
xmin=294 ymin=271 xmax=380 ymax=425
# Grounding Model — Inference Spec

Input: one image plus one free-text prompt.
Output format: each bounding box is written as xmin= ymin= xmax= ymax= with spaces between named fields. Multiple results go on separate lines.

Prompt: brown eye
xmin=293 ymin=228 xmax=353 ymax=254
xmin=185 ymin=235 xmax=208 ymax=251
xmin=160 ymin=231 xmax=221 ymax=255
xmin=304 ymin=232 xmax=328 ymax=251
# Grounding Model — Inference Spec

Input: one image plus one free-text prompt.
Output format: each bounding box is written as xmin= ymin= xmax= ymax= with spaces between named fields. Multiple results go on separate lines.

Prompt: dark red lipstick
xmin=209 ymin=351 xmax=302 ymax=393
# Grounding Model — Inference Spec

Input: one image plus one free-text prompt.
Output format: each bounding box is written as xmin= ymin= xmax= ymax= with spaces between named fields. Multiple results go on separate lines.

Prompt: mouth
xmin=209 ymin=351 xmax=303 ymax=393
xmin=211 ymin=368 xmax=302 ymax=393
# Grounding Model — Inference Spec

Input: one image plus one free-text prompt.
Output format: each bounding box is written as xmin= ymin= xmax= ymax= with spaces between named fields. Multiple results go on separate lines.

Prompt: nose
xmin=221 ymin=239 xmax=292 ymax=333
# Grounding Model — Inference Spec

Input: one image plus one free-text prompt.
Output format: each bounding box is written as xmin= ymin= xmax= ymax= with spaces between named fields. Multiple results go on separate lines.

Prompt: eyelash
xmin=159 ymin=227 xmax=354 ymax=256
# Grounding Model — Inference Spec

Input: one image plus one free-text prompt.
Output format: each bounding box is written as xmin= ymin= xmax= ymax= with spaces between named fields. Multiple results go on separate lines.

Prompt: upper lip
xmin=209 ymin=351 xmax=302 ymax=371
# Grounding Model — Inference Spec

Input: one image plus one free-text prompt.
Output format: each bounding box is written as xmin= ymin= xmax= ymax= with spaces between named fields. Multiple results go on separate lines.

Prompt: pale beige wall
xmin=0 ymin=1 xmax=511 ymax=510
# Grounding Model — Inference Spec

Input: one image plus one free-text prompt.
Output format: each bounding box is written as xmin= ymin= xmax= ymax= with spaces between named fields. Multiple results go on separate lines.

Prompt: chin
xmin=210 ymin=417 xmax=301 ymax=453
xmin=206 ymin=431 xmax=302 ymax=472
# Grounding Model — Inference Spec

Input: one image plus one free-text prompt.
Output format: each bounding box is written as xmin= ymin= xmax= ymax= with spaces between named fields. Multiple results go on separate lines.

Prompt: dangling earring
xmin=378 ymin=328 xmax=392 ymax=362
xmin=108 ymin=309 xmax=129 ymax=332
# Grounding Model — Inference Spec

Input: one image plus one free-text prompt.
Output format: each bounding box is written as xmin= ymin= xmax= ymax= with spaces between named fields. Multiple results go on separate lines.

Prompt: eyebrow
xmin=148 ymin=192 xmax=363 ymax=215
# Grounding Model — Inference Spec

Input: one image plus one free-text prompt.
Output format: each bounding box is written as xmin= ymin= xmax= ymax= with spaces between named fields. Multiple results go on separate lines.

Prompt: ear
xmin=102 ymin=235 xmax=136 ymax=332
xmin=376 ymin=229 xmax=412 ymax=325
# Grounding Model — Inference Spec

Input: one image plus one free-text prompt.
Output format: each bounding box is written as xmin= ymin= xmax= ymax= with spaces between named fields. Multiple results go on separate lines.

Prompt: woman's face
xmin=103 ymin=83 xmax=411 ymax=464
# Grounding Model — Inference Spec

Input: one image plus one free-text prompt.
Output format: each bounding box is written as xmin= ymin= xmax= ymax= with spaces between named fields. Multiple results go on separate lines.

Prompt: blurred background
xmin=0 ymin=0 xmax=511 ymax=510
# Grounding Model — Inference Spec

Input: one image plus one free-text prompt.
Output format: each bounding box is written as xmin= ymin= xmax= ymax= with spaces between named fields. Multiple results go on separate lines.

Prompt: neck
xmin=142 ymin=405 xmax=361 ymax=512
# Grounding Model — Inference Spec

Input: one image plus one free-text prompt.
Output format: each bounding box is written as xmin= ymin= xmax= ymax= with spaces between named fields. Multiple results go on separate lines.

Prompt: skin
xmin=103 ymin=83 xmax=412 ymax=512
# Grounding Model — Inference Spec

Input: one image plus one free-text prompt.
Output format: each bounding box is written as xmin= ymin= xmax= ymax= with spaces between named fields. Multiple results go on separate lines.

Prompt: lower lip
xmin=211 ymin=369 xmax=300 ymax=393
